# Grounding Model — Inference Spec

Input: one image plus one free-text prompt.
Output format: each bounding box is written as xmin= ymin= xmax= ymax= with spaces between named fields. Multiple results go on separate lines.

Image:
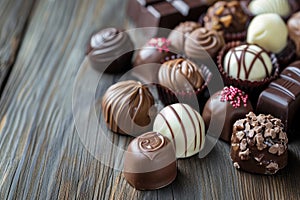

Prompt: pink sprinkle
xmin=220 ymin=86 xmax=249 ymax=108
xmin=147 ymin=38 xmax=171 ymax=52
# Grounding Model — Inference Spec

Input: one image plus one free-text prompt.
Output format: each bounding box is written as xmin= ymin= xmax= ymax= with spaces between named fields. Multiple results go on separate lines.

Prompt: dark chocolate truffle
xmin=134 ymin=38 xmax=176 ymax=66
xmin=256 ymin=61 xmax=300 ymax=138
xmin=123 ymin=132 xmax=177 ymax=190
xmin=87 ymin=27 xmax=134 ymax=73
xmin=230 ymin=112 xmax=288 ymax=175
xmin=202 ymin=86 xmax=253 ymax=142
xmin=102 ymin=80 xmax=156 ymax=136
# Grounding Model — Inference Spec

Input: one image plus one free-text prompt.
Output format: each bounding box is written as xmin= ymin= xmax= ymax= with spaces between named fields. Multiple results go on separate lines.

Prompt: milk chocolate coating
xmin=288 ymin=12 xmax=300 ymax=57
xmin=202 ymin=86 xmax=253 ymax=142
xmin=168 ymin=21 xmax=201 ymax=53
xmin=158 ymin=58 xmax=204 ymax=92
xmin=223 ymin=44 xmax=273 ymax=81
xmin=256 ymin=61 xmax=300 ymax=138
xmin=204 ymin=1 xmax=249 ymax=33
xmin=230 ymin=112 xmax=288 ymax=175
xmin=87 ymin=28 xmax=134 ymax=73
xmin=123 ymin=132 xmax=177 ymax=190
xmin=185 ymin=27 xmax=225 ymax=60
xmin=102 ymin=80 xmax=156 ymax=136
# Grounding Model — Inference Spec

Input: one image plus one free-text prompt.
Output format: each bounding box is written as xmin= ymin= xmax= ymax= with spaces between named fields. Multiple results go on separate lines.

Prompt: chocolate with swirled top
xmin=87 ymin=27 xmax=134 ymax=73
xmin=167 ymin=21 xmax=201 ymax=53
xmin=158 ymin=58 xmax=204 ymax=92
xmin=185 ymin=27 xmax=225 ymax=60
xmin=102 ymin=80 xmax=156 ymax=136
xmin=204 ymin=1 xmax=249 ymax=34
xmin=123 ymin=132 xmax=177 ymax=190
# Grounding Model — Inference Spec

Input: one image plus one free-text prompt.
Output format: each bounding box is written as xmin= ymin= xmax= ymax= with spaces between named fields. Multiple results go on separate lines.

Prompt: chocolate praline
xmin=87 ymin=27 xmax=134 ymax=74
xmin=288 ymin=12 xmax=300 ymax=58
xmin=202 ymin=86 xmax=253 ymax=142
xmin=123 ymin=132 xmax=177 ymax=190
xmin=230 ymin=112 xmax=288 ymax=175
xmin=101 ymin=80 xmax=156 ymax=136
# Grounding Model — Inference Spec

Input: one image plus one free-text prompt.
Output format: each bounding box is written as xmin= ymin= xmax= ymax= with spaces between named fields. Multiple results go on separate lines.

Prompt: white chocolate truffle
xmin=247 ymin=13 xmax=288 ymax=53
xmin=248 ymin=0 xmax=291 ymax=17
xmin=223 ymin=44 xmax=273 ymax=81
xmin=153 ymin=103 xmax=205 ymax=158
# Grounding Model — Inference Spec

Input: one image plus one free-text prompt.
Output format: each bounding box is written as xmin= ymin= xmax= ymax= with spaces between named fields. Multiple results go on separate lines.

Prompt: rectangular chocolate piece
xmin=257 ymin=62 xmax=300 ymax=138
xmin=127 ymin=0 xmax=209 ymax=36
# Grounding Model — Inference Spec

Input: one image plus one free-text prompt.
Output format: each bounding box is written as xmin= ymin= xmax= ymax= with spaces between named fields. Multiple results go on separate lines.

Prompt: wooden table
xmin=0 ymin=0 xmax=299 ymax=199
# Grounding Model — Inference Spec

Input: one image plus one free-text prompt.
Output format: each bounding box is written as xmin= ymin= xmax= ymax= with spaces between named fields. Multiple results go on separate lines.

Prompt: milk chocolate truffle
xmin=230 ymin=112 xmax=288 ymax=175
xmin=223 ymin=44 xmax=273 ymax=81
xmin=87 ymin=27 xmax=134 ymax=73
xmin=247 ymin=13 xmax=288 ymax=54
xmin=202 ymin=86 xmax=253 ymax=142
xmin=204 ymin=1 xmax=249 ymax=41
xmin=288 ymin=12 xmax=300 ymax=57
xmin=168 ymin=21 xmax=201 ymax=53
xmin=134 ymin=38 xmax=175 ymax=66
xmin=248 ymin=0 xmax=291 ymax=18
xmin=102 ymin=80 xmax=156 ymax=136
xmin=158 ymin=58 xmax=204 ymax=92
xmin=123 ymin=132 xmax=177 ymax=190
xmin=184 ymin=27 xmax=225 ymax=60
xmin=153 ymin=103 xmax=205 ymax=158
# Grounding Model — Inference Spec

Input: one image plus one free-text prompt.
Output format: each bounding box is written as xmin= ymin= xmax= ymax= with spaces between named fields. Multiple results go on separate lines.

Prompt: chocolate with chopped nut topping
xmin=230 ymin=112 xmax=288 ymax=175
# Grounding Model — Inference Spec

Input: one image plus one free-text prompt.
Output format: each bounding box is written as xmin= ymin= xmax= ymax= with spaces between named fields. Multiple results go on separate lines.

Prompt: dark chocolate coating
xmin=87 ymin=28 xmax=134 ymax=74
xmin=123 ymin=132 xmax=177 ymax=190
xmin=202 ymin=88 xmax=253 ymax=142
xmin=126 ymin=0 xmax=210 ymax=36
xmin=230 ymin=112 xmax=288 ymax=175
xmin=256 ymin=61 xmax=300 ymax=138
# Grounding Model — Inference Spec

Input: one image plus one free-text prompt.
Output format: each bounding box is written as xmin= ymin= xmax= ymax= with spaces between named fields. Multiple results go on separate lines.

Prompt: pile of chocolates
xmin=86 ymin=0 xmax=300 ymax=190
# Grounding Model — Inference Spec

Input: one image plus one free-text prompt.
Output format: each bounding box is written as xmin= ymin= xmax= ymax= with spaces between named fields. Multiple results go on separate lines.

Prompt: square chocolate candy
xmin=256 ymin=61 xmax=300 ymax=138
xmin=126 ymin=0 xmax=210 ymax=36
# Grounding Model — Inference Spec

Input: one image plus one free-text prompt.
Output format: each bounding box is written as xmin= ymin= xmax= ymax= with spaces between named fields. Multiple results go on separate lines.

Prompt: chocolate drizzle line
xmin=227 ymin=45 xmax=270 ymax=79
xmin=158 ymin=113 xmax=176 ymax=150
xmin=181 ymin=104 xmax=197 ymax=151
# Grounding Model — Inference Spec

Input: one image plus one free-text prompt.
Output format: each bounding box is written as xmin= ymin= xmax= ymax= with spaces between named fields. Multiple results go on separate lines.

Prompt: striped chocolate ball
xmin=153 ymin=103 xmax=205 ymax=158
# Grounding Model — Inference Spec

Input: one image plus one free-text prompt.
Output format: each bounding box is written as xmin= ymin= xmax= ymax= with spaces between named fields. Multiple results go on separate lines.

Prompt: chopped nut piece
xmin=239 ymin=148 xmax=250 ymax=160
xmin=279 ymin=131 xmax=287 ymax=140
xmin=265 ymin=122 xmax=273 ymax=129
xmin=215 ymin=6 xmax=225 ymax=15
xmin=264 ymin=128 xmax=276 ymax=139
xmin=245 ymin=122 xmax=251 ymax=131
xmin=254 ymin=154 xmax=264 ymax=162
xmin=253 ymin=126 xmax=262 ymax=133
xmin=266 ymin=162 xmax=279 ymax=171
xmin=236 ymin=131 xmax=245 ymax=141
xmin=220 ymin=15 xmax=233 ymax=28
xmin=234 ymin=119 xmax=245 ymax=130
xmin=268 ymin=144 xmax=279 ymax=154
xmin=231 ymin=143 xmax=239 ymax=151
xmin=278 ymin=144 xmax=286 ymax=156
xmin=247 ymin=130 xmax=255 ymax=138
xmin=233 ymin=162 xmax=240 ymax=169
xmin=257 ymin=143 xmax=267 ymax=150
xmin=240 ymin=139 xmax=247 ymax=151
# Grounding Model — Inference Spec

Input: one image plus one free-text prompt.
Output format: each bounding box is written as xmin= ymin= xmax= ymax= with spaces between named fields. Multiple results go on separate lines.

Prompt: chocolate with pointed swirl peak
xmin=185 ymin=27 xmax=225 ymax=60
xmin=158 ymin=58 xmax=204 ymax=92
xmin=123 ymin=132 xmax=177 ymax=190
xmin=102 ymin=80 xmax=156 ymax=136
xmin=87 ymin=27 xmax=134 ymax=73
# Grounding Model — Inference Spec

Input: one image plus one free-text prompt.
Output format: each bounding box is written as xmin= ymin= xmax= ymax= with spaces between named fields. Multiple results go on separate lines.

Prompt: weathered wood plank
xmin=0 ymin=0 xmax=300 ymax=199
xmin=0 ymin=0 xmax=36 ymax=94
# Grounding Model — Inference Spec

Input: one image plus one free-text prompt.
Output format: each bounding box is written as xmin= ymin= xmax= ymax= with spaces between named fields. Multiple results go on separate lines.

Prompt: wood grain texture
xmin=0 ymin=0 xmax=36 ymax=93
xmin=0 ymin=0 xmax=300 ymax=199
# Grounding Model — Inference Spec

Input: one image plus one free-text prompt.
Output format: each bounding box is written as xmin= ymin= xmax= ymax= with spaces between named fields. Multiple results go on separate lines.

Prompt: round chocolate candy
xmin=202 ymin=86 xmax=253 ymax=142
xmin=223 ymin=44 xmax=273 ymax=81
xmin=87 ymin=27 xmax=134 ymax=73
xmin=123 ymin=132 xmax=177 ymax=190
xmin=102 ymin=80 xmax=156 ymax=136
xmin=153 ymin=103 xmax=205 ymax=158
xmin=230 ymin=112 xmax=288 ymax=175
xmin=248 ymin=0 xmax=291 ymax=18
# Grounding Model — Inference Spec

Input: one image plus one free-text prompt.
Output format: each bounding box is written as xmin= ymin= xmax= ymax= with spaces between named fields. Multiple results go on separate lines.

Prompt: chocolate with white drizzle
xmin=223 ymin=44 xmax=273 ymax=81
xmin=123 ymin=132 xmax=177 ymax=190
xmin=153 ymin=103 xmax=205 ymax=158
xmin=230 ymin=112 xmax=288 ymax=175
xmin=102 ymin=80 xmax=156 ymax=136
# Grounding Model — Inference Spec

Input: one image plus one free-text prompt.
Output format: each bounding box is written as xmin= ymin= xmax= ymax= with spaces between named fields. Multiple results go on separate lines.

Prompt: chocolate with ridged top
xmin=158 ymin=58 xmax=204 ymax=92
xmin=256 ymin=61 xmax=300 ymax=138
xmin=153 ymin=103 xmax=205 ymax=158
xmin=102 ymin=80 xmax=156 ymax=136
xmin=202 ymin=86 xmax=253 ymax=142
xmin=123 ymin=132 xmax=177 ymax=190
xmin=223 ymin=44 xmax=273 ymax=81
xmin=87 ymin=27 xmax=134 ymax=73
xmin=185 ymin=27 xmax=225 ymax=60
xmin=230 ymin=112 xmax=288 ymax=175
